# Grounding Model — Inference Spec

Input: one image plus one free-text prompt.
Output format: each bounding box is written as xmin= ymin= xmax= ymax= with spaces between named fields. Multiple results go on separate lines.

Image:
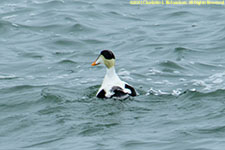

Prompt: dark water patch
xmin=195 ymin=125 xmax=225 ymax=136
xmin=174 ymin=47 xmax=190 ymax=61
xmin=39 ymin=86 xmax=78 ymax=102
xmin=0 ymin=6 xmax=32 ymax=20
xmin=84 ymin=85 xmax=100 ymax=99
xmin=23 ymin=137 xmax=63 ymax=148
xmin=122 ymin=140 xmax=152 ymax=149
xmin=53 ymin=39 xmax=84 ymax=47
xmin=179 ymin=89 xmax=225 ymax=101
xmin=174 ymin=47 xmax=203 ymax=54
xmin=81 ymin=39 xmax=108 ymax=45
xmin=215 ymin=26 xmax=225 ymax=40
xmin=53 ymin=51 xmax=77 ymax=56
xmin=106 ymin=11 xmax=143 ymax=21
xmin=32 ymin=0 xmax=65 ymax=8
xmin=19 ymin=52 xmax=44 ymax=59
xmin=0 ymin=87 xmax=42 ymax=112
xmin=69 ymin=0 xmax=92 ymax=6
xmin=40 ymin=87 xmax=67 ymax=103
xmin=64 ymin=16 xmax=77 ymax=22
xmin=108 ymin=11 xmax=121 ymax=16
xmin=18 ymin=23 xmax=63 ymax=32
xmin=135 ymin=87 xmax=147 ymax=96
xmin=86 ymin=98 xmax=127 ymax=116
xmin=168 ymin=11 xmax=192 ymax=17
xmin=78 ymin=125 xmax=104 ymax=136
xmin=68 ymin=23 xmax=96 ymax=33
xmin=96 ymin=122 xmax=119 ymax=128
xmin=121 ymin=140 xmax=172 ymax=150
xmin=194 ymin=62 xmax=225 ymax=71
xmin=0 ymin=85 xmax=42 ymax=95
xmin=0 ymin=114 xmax=33 ymax=137
xmin=158 ymin=60 xmax=186 ymax=72
xmin=58 ymin=59 xmax=77 ymax=65
xmin=6 ymin=36 xmax=50 ymax=45
xmin=0 ymin=20 xmax=14 ymax=34
xmin=38 ymin=105 xmax=66 ymax=115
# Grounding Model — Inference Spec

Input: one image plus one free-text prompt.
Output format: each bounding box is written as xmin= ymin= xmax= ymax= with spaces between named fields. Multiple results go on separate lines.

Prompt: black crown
xmin=100 ymin=50 xmax=115 ymax=59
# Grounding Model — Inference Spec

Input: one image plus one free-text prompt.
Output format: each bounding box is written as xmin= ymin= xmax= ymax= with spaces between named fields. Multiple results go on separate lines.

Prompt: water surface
xmin=1 ymin=0 xmax=225 ymax=150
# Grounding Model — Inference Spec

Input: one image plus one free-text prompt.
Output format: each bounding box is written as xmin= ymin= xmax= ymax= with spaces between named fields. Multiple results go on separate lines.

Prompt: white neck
xmin=103 ymin=66 xmax=121 ymax=84
xmin=98 ymin=65 xmax=124 ymax=96
xmin=106 ymin=66 xmax=116 ymax=77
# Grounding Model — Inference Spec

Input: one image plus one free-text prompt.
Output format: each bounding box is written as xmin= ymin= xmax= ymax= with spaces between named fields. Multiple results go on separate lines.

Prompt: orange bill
xmin=91 ymin=61 xmax=96 ymax=66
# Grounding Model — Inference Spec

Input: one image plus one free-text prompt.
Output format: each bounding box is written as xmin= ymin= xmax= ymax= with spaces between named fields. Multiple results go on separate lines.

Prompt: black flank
xmin=97 ymin=89 xmax=106 ymax=98
xmin=110 ymin=86 xmax=127 ymax=98
xmin=125 ymin=84 xmax=137 ymax=96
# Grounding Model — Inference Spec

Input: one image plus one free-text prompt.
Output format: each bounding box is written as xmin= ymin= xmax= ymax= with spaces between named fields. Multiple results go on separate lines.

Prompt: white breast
xmin=96 ymin=67 xmax=131 ymax=98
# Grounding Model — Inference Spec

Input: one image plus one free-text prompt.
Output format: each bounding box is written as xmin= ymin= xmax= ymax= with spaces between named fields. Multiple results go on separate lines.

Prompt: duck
xmin=91 ymin=50 xmax=137 ymax=99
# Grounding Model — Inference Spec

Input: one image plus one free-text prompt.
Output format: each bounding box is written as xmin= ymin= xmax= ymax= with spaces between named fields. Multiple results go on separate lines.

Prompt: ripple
xmin=1 ymin=1 xmax=225 ymax=149
xmin=159 ymin=60 xmax=186 ymax=71
xmin=179 ymin=89 xmax=225 ymax=100
xmin=24 ymin=137 xmax=64 ymax=148
xmin=81 ymin=39 xmax=108 ymax=44
xmin=53 ymin=51 xmax=76 ymax=56
xmin=167 ymin=10 xmax=193 ymax=17
xmin=68 ymin=23 xmax=96 ymax=33
xmin=195 ymin=62 xmax=224 ymax=70
xmin=0 ymin=74 xmax=17 ymax=80
xmin=58 ymin=59 xmax=77 ymax=65
xmin=17 ymin=23 xmax=63 ymax=31
xmin=19 ymin=52 xmax=43 ymax=59
xmin=174 ymin=46 xmax=203 ymax=54
xmin=53 ymin=39 xmax=84 ymax=47
xmin=107 ymin=11 xmax=142 ymax=21
xmin=38 ymin=105 xmax=65 ymax=115
xmin=0 ymin=20 xmax=14 ymax=34
xmin=146 ymin=88 xmax=225 ymax=100
xmin=0 ymin=85 xmax=42 ymax=94
xmin=122 ymin=140 xmax=151 ymax=148
xmin=40 ymin=88 xmax=65 ymax=103
xmin=78 ymin=126 xmax=104 ymax=136
xmin=196 ymin=125 xmax=225 ymax=135
xmin=32 ymin=0 xmax=64 ymax=6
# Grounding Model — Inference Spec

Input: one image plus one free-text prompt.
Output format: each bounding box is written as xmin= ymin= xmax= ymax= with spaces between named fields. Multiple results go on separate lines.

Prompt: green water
xmin=1 ymin=0 xmax=225 ymax=150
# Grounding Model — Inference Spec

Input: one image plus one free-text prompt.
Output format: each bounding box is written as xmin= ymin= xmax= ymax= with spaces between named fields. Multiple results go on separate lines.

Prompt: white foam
xmin=172 ymin=88 xmax=182 ymax=96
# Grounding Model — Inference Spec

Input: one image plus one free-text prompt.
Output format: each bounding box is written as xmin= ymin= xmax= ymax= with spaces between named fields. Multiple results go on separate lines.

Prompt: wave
xmin=174 ymin=46 xmax=204 ymax=54
xmin=158 ymin=60 xmax=186 ymax=71
xmin=0 ymin=20 xmax=16 ymax=34
xmin=146 ymin=88 xmax=225 ymax=99
xmin=194 ymin=125 xmax=225 ymax=135
xmin=53 ymin=39 xmax=84 ymax=47
xmin=0 ymin=85 xmax=42 ymax=94
xmin=0 ymin=75 xmax=17 ymax=80
xmin=68 ymin=23 xmax=96 ymax=33
xmin=53 ymin=51 xmax=76 ymax=56
xmin=32 ymin=0 xmax=65 ymax=6
xmin=81 ymin=39 xmax=108 ymax=44
xmin=168 ymin=11 xmax=193 ymax=17
xmin=40 ymin=87 xmax=66 ymax=103
xmin=57 ymin=59 xmax=77 ymax=65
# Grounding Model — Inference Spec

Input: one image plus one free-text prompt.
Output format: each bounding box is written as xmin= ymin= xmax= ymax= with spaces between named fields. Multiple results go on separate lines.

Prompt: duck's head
xmin=92 ymin=50 xmax=115 ymax=69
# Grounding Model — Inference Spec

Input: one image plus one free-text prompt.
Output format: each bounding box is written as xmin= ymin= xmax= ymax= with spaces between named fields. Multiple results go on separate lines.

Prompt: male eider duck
xmin=92 ymin=50 xmax=137 ymax=99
